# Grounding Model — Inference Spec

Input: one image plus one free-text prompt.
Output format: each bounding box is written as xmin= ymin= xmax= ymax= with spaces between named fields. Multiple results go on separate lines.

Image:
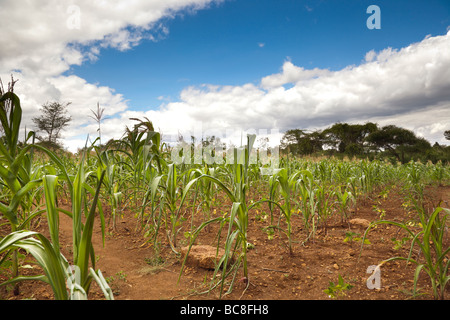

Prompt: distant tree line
xmin=22 ymin=94 xmax=450 ymax=165
xmin=281 ymin=122 xmax=450 ymax=164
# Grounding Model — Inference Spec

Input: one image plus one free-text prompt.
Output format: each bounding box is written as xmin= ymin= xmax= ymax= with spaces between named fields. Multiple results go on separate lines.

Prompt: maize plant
xmin=296 ymin=169 xmax=318 ymax=242
xmin=269 ymin=168 xmax=301 ymax=254
xmin=178 ymin=134 xmax=259 ymax=297
xmin=0 ymin=91 xmax=46 ymax=294
xmin=93 ymin=146 xmax=124 ymax=230
xmin=334 ymin=185 xmax=355 ymax=223
xmin=361 ymin=206 xmax=450 ymax=300
xmin=314 ymin=182 xmax=335 ymax=234
xmin=0 ymin=91 xmax=112 ymax=299
xmin=0 ymin=169 xmax=113 ymax=300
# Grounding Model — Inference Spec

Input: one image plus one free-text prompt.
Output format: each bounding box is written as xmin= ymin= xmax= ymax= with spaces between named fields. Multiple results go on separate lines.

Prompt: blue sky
xmin=66 ymin=0 xmax=450 ymax=111
xmin=2 ymin=0 xmax=450 ymax=151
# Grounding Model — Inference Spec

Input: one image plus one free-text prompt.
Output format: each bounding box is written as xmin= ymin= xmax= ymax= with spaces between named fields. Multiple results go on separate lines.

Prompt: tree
xmin=281 ymin=129 xmax=306 ymax=154
xmin=281 ymin=129 xmax=323 ymax=155
xmin=322 ymin=122 xmax=378 ymax=155
xmin=280 ymin=122 xmax=442 ymax=162
xmin=365 ymin=125 xmax=431 ymax=163
xmin=33 ymin=101 xmax=72 ymax=148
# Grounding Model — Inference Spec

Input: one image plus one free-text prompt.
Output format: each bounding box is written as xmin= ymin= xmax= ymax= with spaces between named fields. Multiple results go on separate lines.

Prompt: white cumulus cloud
xmin=1 ymin=1 xmax=449 ymax=152
xmin=98 ymin=31 xmax=450 ymax=148
xmin=0 ymin=0 xmax=222 ymax=151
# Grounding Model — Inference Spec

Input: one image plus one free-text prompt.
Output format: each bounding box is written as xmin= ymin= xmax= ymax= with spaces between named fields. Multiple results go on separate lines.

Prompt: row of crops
xmin=1 ymin=91 xmax=449 ymax=300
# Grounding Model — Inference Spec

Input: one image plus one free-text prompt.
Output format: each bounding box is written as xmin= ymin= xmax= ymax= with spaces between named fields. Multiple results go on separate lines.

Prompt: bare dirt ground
xmin=1 ymin=184 xmax=449 ymax=302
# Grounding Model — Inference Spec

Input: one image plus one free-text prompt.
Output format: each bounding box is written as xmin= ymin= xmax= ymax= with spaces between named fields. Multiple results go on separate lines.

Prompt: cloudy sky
xmin=1 ymin=0 xmax=449 ymax=152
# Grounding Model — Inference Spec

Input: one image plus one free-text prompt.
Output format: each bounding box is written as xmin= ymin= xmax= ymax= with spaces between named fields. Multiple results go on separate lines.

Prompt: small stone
xmin=349 ymin=218 xmax=371 ymax=228
xmin=180 ymin=245 xmax=232 ymax=270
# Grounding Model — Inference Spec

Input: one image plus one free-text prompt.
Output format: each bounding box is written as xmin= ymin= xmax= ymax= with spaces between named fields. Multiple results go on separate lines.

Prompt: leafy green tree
xmin=281 ymin=129 xmax=323 ymax=155
xmin=322 ymin=122 xmax=378 ymax=155
xmin=365 ymin=125 xmax=430 ymax=163
xmin=280 ymin=122 xmax=440 ymax=162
